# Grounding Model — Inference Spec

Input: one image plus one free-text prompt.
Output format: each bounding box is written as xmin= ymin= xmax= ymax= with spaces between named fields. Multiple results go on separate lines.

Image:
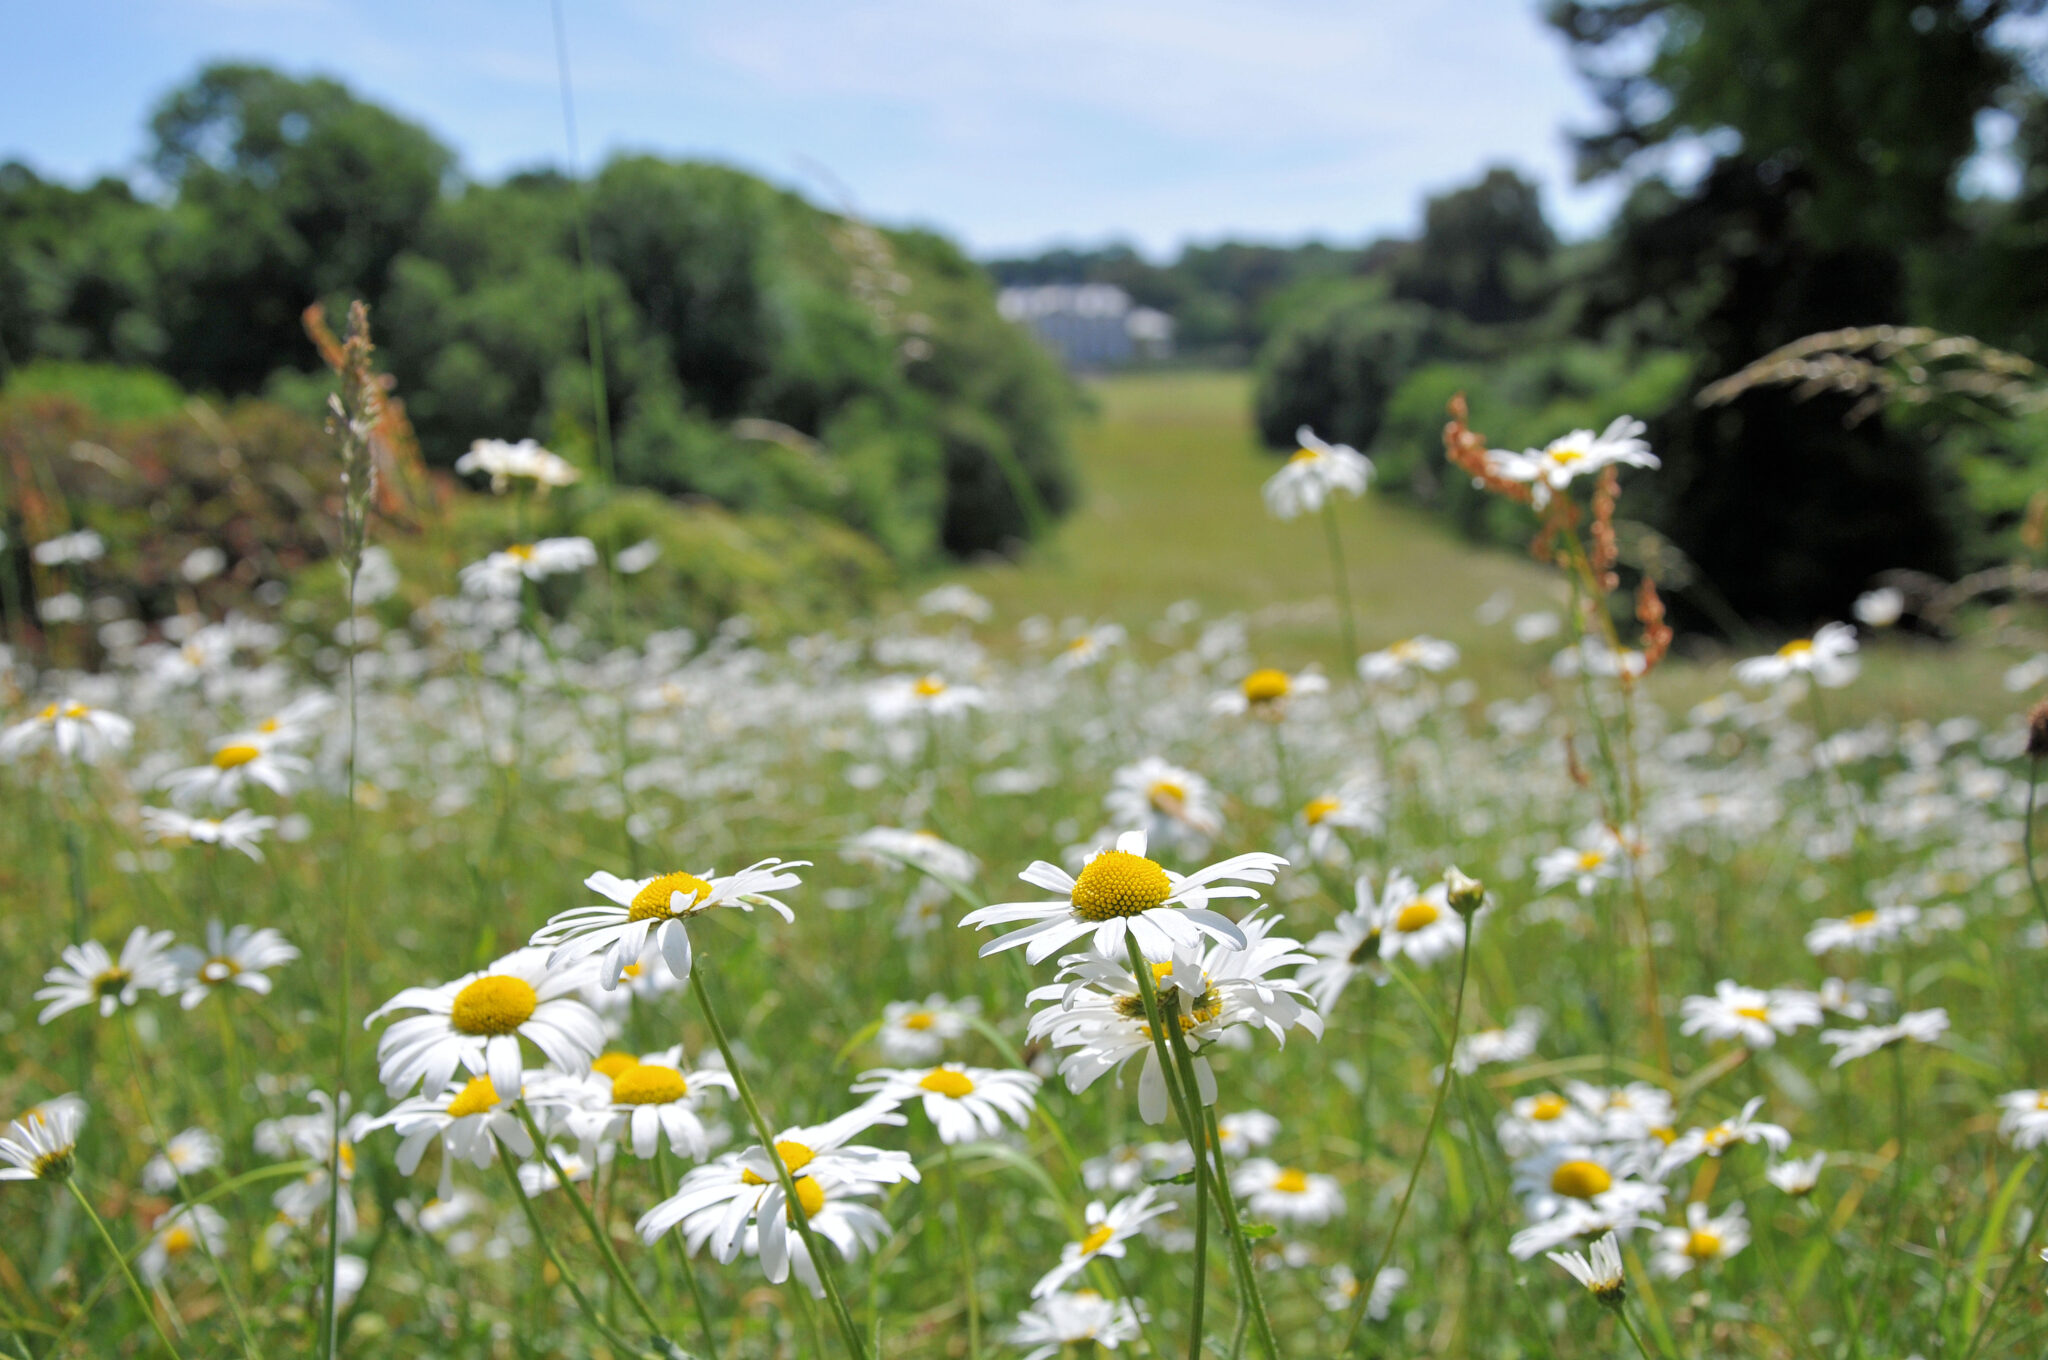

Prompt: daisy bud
xmin=1443 ymin=867 xmax=1485 ymax=917
xmin=2027 ymin=698 xmax=2048 ymax=759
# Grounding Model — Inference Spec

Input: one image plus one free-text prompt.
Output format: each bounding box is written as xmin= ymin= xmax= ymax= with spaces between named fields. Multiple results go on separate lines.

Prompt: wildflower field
xmin=6 ymin=361 xmax=2048 ymax=1360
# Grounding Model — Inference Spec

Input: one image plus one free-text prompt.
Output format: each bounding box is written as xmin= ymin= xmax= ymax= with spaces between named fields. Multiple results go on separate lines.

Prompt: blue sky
xmin=3 ymin=0 xmax=1625 ymax=257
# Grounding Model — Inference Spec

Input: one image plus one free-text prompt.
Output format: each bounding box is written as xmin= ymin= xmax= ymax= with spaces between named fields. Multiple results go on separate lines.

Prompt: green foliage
xmin=1252 ymin=280 xmax=1450 ymax=453
xmin=2 ymin=360 xmax=187 ymax=422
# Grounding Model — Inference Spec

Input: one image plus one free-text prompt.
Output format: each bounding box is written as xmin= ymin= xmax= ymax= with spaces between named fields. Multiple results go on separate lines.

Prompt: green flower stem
xmin=689 ymin=965 xmax=869 ymax=1360
xmin=1615 ymin=1305 xmax=1658 ymax=1360
xmin=1962 ymin=1158 xmax=2048 ymax=1360
xmin=65 ymin=1176 xmax=183 ymax=1359
xmin=656 ymin=1144 xmax=723 ymax=1360
xmin=1123 ymin=935 xmax=1210 ymax=1358
xmin=492 ymin=1139 xmax=634 ymax=1353
xmin=1341 ymin=921 xmax=1473 ymax=1352
xmin=1195 ymin=1103 xmax=1278 ymax=1360
xmin=2024 ymin=756 xmax=2048 ymax=940
xmin=322 ymin=553 xmax=362 ymax=1360
xmin=1321 ymin=498 xmax=1359 ymax=666
xmin=938 ymin=1140 xmax=982 ymax=1360
xmin=512 ymin=1105 xmax=669 ymax=1346
xmin=121 ymin=1019 xmax=262 ymax=1360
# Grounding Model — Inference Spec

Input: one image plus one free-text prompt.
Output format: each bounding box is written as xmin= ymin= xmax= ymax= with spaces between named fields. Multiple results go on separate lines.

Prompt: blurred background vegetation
xmin=7 ymin=0 xmax=2048 ymax=639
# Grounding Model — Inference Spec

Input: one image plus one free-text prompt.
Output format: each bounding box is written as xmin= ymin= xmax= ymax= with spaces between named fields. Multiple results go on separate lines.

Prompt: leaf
xmin=1239 ymin=1223 xmax=1279 ymax=1241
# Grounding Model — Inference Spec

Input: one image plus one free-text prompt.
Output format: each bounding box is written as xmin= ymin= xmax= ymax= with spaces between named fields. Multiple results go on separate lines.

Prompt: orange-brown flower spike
xmin=1637 ymin=577 xmax=1672 ymax=677
xmin=1590 ymin=465 xmax=1621 ymax=594
xmin=1443 ymin=394 xmax=1531 ymax=505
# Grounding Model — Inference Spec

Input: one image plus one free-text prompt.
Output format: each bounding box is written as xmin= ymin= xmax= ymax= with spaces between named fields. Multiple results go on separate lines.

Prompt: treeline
xmin=0 ymin=64 xmax=1075 ymax=565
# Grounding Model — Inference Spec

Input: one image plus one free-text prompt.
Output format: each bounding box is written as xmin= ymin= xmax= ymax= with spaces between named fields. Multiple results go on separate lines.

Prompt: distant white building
xmin=997 ymin=284 xmax=1174 ymax=368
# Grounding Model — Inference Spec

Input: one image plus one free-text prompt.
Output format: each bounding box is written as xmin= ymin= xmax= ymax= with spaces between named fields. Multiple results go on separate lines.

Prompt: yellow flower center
xmin=1289 ymin=446 xmax=1320 ymax=464
xmin=1273 ymin=1168 xmax=1310 ymax=1194
xmin=1577 ymin=850 xmax=1605 ymax=871
xmin=621 ymin=962 xmax=643 ymax=979
xmin=914 ymin=676 xmax=947 ymax=697
xmin=163 ymin=1226 xmax=196 ymax=1256
xmin=1548 ymin=447 xmax=1586 ymax=466
xmin=92 ymin=967 xmax=131 ymax=999
xmin=259 ymin=717 xmax=281 ymax=733
xmin=1079 ymin=1223 xmax=1116 ymax=1255
xmin=445 ymin=1075 xmax=501 ymax=1119
xmin=1777 ymin=638 xmax=1814 ymax=659
xmin=790 ymin=1175 xmax=826 ymax=1218
xmin=741 ymin=1140 xmax=817 ymax=1186
xmin=212 ymin=743 xmax=261 ymax=770
xmin=918 ymin=1068 xmax=976 ymax=1099
xmin=1550 ymin=1159 xmax=1613 ymax=1199
xmin=612 ymin=1064 xmax=689 ymax=1106
xmin=37 ymin=702 xmax=59 ymax=721
xmin=449 ymin=975 xmax=538 ymax=1036
xmin=1849 ymin=909 xmax=1878 ymax=926
xmin=629 ymin=872 xmax=715 ymax=922
xmin=901 ymin=1010 xmax=936 ymax=1031
xmin=1394 ymin=901 xmax=1440 ymax=933
xmin=1734 ymin=1006 xmax=1770 ymax=1022
xmin=1685 ymin=1230 xmax=1722 ymax=1260
xmin=1529 ymin=1094 xmax=1568 ymax=1122
xmin=1148 ymin=780 xmax=1187 ymax=812
xmin=1703 ymin=1124 xmax=1733 ymax=1150
xmin=31 ymin=1147 xmax=75 ymax=1181
xmin=507 ymin=544 xmax=535 ymax=561
xmin=592 ymin=1051 xmax=639 ymax=1080
xmin=1303 ymin=796 xmax=1341 ymax=825
xmin=1241 ymin=668 xmax=1291 ymax=703
xmin=1651 ymin=1126 xmax=1677 ymax=1145
xmin=1071 ymin=850 xmax=1172 ymax=922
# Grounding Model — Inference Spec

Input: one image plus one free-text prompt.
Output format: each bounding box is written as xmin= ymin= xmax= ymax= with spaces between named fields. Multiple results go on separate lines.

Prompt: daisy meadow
xmin=530 ymin=859 xmax=807 ymax=988
xmin=961 ymin=828 xmax=1284 ymax=965
xmin=867 ymin=673 xmax=988 ymax=722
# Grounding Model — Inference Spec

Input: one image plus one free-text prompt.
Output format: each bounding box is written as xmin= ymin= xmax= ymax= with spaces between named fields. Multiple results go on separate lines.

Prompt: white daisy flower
xmin=364 ymin=1073 xmax=547 ymax=1198
xmin=137 ymin=1204 xmax=228 ymax=1286
xmin=1322 ymin=1263 xmax=1407 ymax=1318
xmin=1547 ymin=1229 xmax=1626 ymax=1304
xmin=141 ymin=1127 xmax=223 ymax=1192
xmin=518 ymin=1141 xmax=613 ymax=1196
xmin=1357 ymin=636 xmax=1458 ymax=684
xmin=1654 ymin=1097 xmax=1791 ymax=1177
xmin=1031 ymin=1188 xmax=1174 ymax=1297
xmin=1496 ymin=1091 xmax=1605 ymax=1158
xmin=843 ymin=828 xmax=979 ymax=885
xmin=453 ymin=438 xmax=580 ymax=493
xmin=635 ymin=1100 xmax=917 ymax=1298
xmin=365 ymin=947 xmax=606 ymax=1098
xmin=458 ymin=537 xmax=598 ymax=598
xmin=0 ymin=1099 xmax=82 ymax=1183
xmin=1451 ymin=1008 xmax=1544 ymax=1075
xmin=1208 ymin=667 xmax=1328 ymax=717
xmin=1678 ymin=981 xmax=1822 ymax=1049
xmin=36 ymin=927 xmax=179 ymax=1023
xmin=1534 ymin=842 xmax=1626 ymax=897
xmin=867 ymin=674 xmax=987 ymax=722
xmin=1216 ymin=1111 xmax=1280 ymax=1159
xmin=853 ymin=1063 xmax=1041 ymax=1144
xmin=1231 ymin=1157 xmax=1344 ymax=1225
xmin=1733 ymin=622 xmax=1860 ymax=689
xmin=1819 ymin=1008 xmax=1949 ymax=1067
xmin=0 ymin=699 xmax=134 ymax=763
xmin=1262 ymin=426 xmax=1372 ymax=520
xmin=589 ymin=1045 xmax=736 ymax=1160
xmin=140 ymin=808 xmax=278 ymax=861
xmin=221 ymin=693 xmax=335 ymax=750
xmin=962 ymin=829 xmax=1283 ymax=966
xmin=1008 ymin=1290 xmax=1146 ymax=1357
xmin=264 ymin=1092 xmax=369 ymax=1239
xmin=1564 ymin=1082 xmax=1676 ymax=1145
xmin=1651 ymin=1200 xmax=1749 ymax=1278
xmin=159 ymin=735 xmax=309 ymax=808
xmin=1483 ymin=416 xmax=1657 ymax=508
xmin=1512 ymin=1142 xmax=1664 ymax=1228
xmin=1804 ymin=904 xmax=1919 ymax=955
xmin=1104 ymin=757 xmax=1224 ymax=852
xmin=1998 ymin=1091 xmax=2048 ymax=1150
xmin=917 ymin=583 xmax=992 ymax=621
xmin=1050 ymin=622 xmax=1128 ymax=673
xmin=1376 ymin=877 xmax=1466 ymax=965
xmin=1853 ymin=587 xmax=1904 ymax=628
xmin=1509 ymin=1195 xmax=1662 ymax=1260
xmin=531 ymin=859 xmax=807 ymax=990
xmin=1766 ymin=1153 xmax=1827 ymax=1196
xmin=877 ymin=995 xmax=981 ymax=1064
xmin=1299 ymin=878 xmax=1387 ymax=1011
xmin=167 ymin=921 xmax=298 ymax=1009
xmin=30 ymin=528 xmax=105 ymax=566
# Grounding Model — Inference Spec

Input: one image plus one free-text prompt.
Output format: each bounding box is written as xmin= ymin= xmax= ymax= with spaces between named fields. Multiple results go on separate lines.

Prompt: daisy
xmin=365 ymin=947 xmax=606 ymax=1098
xmin=853 ymin=1064 xmax=1041 ymax=1144
xmin=1104 ymin=757 xmax=1224 ymax=851
xmin=1565 ymin=1082 xmax=1677 ymax=1145
xmin=1263 ymin=426 xmax=1372 ymax=520
xmin=1322 ymin=1263 xmax=1407 ymax=1319
xmin=1216 ymin=1111 xmax=1280 ymax=1158
xmin=635 ymin=1101 xmax=916 ymax=1298
xmin=168 ymin=921 xmax=298 ymax=1009
xmin=1496 ymin=1092 xmax=1604 ymax=1158
xmin=877 ymin=995 xmax=981 ymax=1064
xmin=1031 ymin=1188 xmax=1174 ymax=1297
xmin=1509 ymin=1195 xmax=1663 ymax=1260
xmin=917 ymin=583 xmax=993 ymax=621
xmin=1998 ymin=1091 xmax=2048 ymax=1150
xmin=1678 ymin=981 xmax=1822 ymax=1049
xmin=264 ymin=1092 xmax=370 ymax=1238
xmin=159 ymin=737 xmax=309 ymax=808
xmin=1853 ymin=587 xmax=1905 ymax=628
xmin=1819 ymin=1008 xmax=1949 ymax=1067
xmin=1766 ymin=1153 xmax=1827 ymax=1195
xmin=867 ymin=674 xmax=987 ymax=722
xmin=592 ymin=1045 xmax=736 ymax=1159
xmin=1804 ymin=905 xmax=1919 ymax=955
xmin=1051 ymin=622 xmax=1127 ymax=673
xmin=1295 ymin=777 xmax=1384 ymax=863
xmin=1008 ymin=1291 xmax=1146 ymax=1357
xmin=1209 ymin=667 xmax=1328 ymax=717
xmin=453 ymin=437 xmax=581 ymax=493
xmin=1299 ymin=881 xmax=1386 ymax=1011
xmin=458 ymin=537 xmax=598 ymax=598
xmin=141 ymin=1127 xmax=223 ymax=1192
xmin=30 ymin=528 xmax=105 ymax=566
xmin=1547 ymin=1229 xmax=1626 ymax=1305
xmin=518 ymin=1141 xmax=613 ymax=1196
xmin=843 ymin=828 xmax=978 ymax=886
xmin=960 ymin=828 xmax=1284 ymax=966
xmin=0 ymin=1100 xmax=82 ymax=1183
xmin=1374 ymin=874 xmax=1465 ymax=965
xmin=137 ymin=1204 xmax=229 ymax=1286
xmin=36 ymin=927 xmax=179 ymax=1023
xmin=1655 ymin=1097 xmax=1791 ymax=1177
xmin=140 ymin=808 xmax=278 ymax=861
xmin=1733 ymin=622 xmax=1860 ymax=689
xmin=1651 ymin=1201 xmax=1749 ymax=1278
xmin=1512 ymin=1142 xmax=1664 ymax=1228
xmin=1483 ymin=416 xmax=1656 ymax=508
xmin=0 ymin=699 xmax=134 ymax=763
xmin=1535 ymin=842 xmax=1625 ymax=897
xmin=1231 ymin=1158 xmax=1344 ymax=1225
xmin=531 ymin=859 xmax=807 ymax=989
xmin=363 ymin=1073 xmax=544 ymax=1198
xmin=1357 ymin=636 xmax=1459 ymax=685
xmin=221 ymin=692 xmax=334 ymax=750
xmin=1452 ymin=1008 xmax=1544 ymax=1075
